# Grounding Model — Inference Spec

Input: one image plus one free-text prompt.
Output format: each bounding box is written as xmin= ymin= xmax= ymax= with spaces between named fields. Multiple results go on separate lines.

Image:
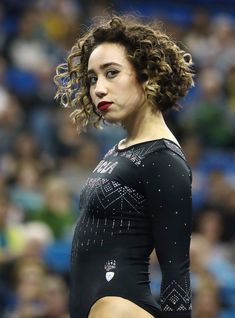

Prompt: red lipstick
xmin=97 ymin=101 xmax=113 ymax=111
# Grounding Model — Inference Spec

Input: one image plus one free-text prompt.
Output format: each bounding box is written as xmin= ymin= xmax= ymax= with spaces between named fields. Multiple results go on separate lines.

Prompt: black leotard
xmin=70 ymin=138 xmax=192 ymax=318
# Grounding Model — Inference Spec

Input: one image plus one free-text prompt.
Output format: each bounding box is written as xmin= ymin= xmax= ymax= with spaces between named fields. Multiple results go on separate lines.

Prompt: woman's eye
xmin=106 ymin=70 xmax=119 ymax=78
xmin=88 ymin=76 xmax=97 ymax=85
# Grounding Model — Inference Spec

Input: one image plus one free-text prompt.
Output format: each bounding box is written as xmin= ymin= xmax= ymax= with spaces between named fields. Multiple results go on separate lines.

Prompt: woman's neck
xmin=120 ymin=107 xmax=178 ymax=148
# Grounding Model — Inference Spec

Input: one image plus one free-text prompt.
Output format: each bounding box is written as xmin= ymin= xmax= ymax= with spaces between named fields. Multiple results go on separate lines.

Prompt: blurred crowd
xmin=1 ymin=1 xmax=235 ymax=317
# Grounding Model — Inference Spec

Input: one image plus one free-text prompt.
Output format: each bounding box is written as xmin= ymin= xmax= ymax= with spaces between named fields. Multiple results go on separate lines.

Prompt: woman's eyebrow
xmin=88 ymin=62 xmax=122 ymax=74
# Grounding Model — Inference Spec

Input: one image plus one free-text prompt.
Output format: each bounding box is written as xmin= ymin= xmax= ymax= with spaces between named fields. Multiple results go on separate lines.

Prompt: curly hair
xmin=54 ymin=15 xmax=194 ymax=133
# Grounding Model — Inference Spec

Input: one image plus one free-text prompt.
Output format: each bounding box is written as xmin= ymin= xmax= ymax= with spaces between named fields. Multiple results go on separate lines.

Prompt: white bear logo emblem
xmin=104 ymin=260 xmax=116 ymax=282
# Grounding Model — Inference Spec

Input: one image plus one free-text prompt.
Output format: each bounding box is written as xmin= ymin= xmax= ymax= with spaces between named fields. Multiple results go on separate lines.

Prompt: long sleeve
xmin=142 ymin=148 xmax=192 ymax=317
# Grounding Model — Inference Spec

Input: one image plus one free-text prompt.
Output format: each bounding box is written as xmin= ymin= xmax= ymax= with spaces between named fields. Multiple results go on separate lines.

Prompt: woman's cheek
xmin=89 ymin=89 xmax=95 ymax=103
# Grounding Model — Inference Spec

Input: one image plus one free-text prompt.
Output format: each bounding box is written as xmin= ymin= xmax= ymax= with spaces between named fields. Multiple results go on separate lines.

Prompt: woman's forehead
xmin=88 ymin=43 xmax=128 ymax=71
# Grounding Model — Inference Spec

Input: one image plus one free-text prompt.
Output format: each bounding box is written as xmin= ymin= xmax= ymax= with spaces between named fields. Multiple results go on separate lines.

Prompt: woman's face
xmin=88 ymin=42 xmax=146 ymax=126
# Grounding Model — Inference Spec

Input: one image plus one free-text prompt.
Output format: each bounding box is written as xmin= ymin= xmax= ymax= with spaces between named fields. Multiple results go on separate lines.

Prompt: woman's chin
xmin=103 ymin=115 xmax=120 ymax=124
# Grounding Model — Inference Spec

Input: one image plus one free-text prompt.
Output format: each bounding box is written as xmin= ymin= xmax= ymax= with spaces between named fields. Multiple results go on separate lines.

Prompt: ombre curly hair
xmin=54 ymin=15 xmax=194 ymax=133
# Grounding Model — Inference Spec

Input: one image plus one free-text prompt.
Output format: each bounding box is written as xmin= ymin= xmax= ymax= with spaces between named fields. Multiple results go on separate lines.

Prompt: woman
xmin=54 ymin=15 xmax=194 ymax=318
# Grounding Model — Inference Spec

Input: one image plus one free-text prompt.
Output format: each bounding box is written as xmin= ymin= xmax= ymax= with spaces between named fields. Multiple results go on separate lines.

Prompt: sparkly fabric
xmin=70 ymin=138 xmax=192 ymax=318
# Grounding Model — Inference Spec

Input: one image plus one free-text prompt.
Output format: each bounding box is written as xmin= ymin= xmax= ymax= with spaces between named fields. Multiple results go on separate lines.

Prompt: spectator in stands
xmin=0 ymin=191 xmax=25 ymax=264
xmin=28 ymin=176 xmax=76 ymax=240
xmin=193 ymin=275 xmax=220 ymax=318
xmin=10 ymin=160 xmax=44 ymax=214
xmin=10 ymin=256 xmax=47 ymax=318
xmin=42 ymin=274 xmax=69 ymax=318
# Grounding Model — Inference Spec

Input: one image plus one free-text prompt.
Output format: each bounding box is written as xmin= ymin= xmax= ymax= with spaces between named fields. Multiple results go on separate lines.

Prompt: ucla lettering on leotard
xmin=93 ymin=160 xmax=118 ymax=174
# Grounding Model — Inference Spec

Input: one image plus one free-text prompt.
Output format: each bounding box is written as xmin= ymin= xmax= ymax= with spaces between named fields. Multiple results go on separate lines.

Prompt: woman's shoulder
xmin=116 ymin=138 xmax=185 ymax=161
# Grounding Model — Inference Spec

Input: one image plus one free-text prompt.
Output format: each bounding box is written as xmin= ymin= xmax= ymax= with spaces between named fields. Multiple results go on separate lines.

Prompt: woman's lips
xmin=97 ymin=102 xmax=113 ymax=111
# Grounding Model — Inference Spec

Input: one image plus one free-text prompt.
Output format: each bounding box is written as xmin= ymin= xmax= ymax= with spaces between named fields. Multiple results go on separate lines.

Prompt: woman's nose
xmin=95 ymin=78 xmax=108 ymax=98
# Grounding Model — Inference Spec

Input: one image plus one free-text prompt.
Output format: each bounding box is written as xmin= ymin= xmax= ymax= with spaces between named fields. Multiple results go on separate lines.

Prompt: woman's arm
xmin=142 ymin=148 xmax=192 ymax=317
